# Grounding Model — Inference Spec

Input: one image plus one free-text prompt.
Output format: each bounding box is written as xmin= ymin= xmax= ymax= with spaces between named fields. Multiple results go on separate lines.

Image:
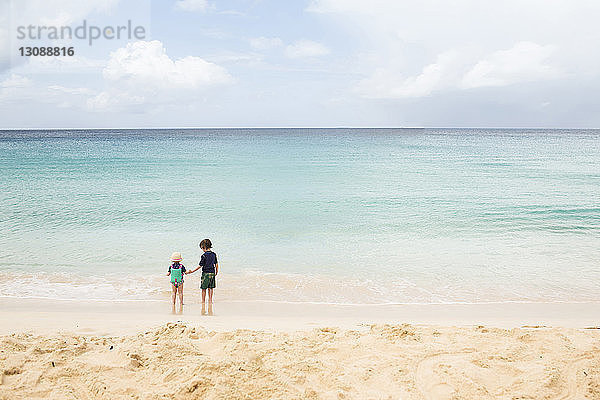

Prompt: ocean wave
xmin=0 ymin=270 xmax=598 ymax=305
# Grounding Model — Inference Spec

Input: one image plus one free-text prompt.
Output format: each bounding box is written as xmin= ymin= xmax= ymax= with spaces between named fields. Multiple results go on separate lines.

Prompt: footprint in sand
xmin=556 ymin=354 xmax=594 ymax=400
xmin=428 ymin=383 xmax=455 ymax=399
xmin=415 ymin=351 xmax=499 ymax=400
xmin=415 ymin=353 xmax=461 ymax=400
xmin=416 ymin=350 xmax=596 ymax=400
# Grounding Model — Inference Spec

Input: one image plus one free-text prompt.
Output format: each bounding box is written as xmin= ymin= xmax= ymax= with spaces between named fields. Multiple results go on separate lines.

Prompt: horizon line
xmin=1 ymin=126 xmax=600 ymax=131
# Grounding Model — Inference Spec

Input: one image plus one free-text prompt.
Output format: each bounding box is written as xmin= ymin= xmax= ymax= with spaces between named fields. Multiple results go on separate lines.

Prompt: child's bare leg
xmin=171 ymin=284 xmax=177 ymax=314
xmin=201 ymin=289 xmax=207 ymax=315
xmin=177 ymin=284 xmax=184 ymax=314
xmin=207 ymin=288 xmax=213 ymax=315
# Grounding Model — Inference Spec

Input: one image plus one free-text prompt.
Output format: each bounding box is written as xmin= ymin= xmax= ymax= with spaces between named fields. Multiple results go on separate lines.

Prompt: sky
xmin=1 ymin=0 xmax=600 ymax=128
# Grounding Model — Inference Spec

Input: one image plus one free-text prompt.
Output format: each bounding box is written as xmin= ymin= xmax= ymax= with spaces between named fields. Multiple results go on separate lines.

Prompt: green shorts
xmin=200 ymin=272 xmax=216 ymax=289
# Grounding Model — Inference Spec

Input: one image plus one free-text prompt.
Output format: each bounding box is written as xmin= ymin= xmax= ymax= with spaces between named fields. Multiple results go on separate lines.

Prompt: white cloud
xmin=1 ymin=74 xmax=32 ymax=89
xmin=249 ymin=37 xmax=283 ymax=51
xmin=461 ymin=42 xmax=559 ymax=89
xmin=0 ymin=74 xmax=34 ymax=103
xmin=88 ymin=40 xmax=232 ymax=110
xmin=285 ymin=40 xmax=330 ymax=59
xmin=103 ymin=40 xmax=232 ymax=89
xmin=175 ymin=0 xmax=211 ymax=12
xmin=0 ymin=40 xmax=233 ymax=112
xmin=308 ymin=0 xmax=600 ymax=98
xmin=48 ymin=85 xmax=94 ymax=96
xmin=86 ymin=90 xmax=145 ymax=111
xmin=356 ymin=42 xmax=560 ymax=98
xmin=356 ymin=50 xmax=464 ymax=98
xmin=0 ymin=74 xmax=91 ymax=108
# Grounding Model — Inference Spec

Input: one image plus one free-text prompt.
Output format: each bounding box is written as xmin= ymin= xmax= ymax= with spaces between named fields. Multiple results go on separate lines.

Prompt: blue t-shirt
xmin=199 ymin=251 xmax=218 ymax=273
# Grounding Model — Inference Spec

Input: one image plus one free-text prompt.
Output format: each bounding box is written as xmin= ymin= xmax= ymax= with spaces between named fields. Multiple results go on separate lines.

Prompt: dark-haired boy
xmin=188 ymin=238 xmax=218 ymax=315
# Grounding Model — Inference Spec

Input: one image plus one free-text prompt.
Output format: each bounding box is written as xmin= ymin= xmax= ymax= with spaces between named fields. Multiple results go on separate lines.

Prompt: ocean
xmin=1 ymin=128 xmax=598 ymax=304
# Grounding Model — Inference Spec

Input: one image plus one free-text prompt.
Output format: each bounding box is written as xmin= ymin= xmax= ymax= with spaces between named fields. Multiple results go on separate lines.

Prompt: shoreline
xmin=6 ymin=294 xmax=600 ymax=306
xmin=2 ymin=297 xmax=599 ymax=336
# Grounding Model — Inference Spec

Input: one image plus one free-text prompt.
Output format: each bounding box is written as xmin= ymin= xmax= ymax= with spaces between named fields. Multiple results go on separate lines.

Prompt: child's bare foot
xmin=208 ymin=304 xmax=213 ymax=316
xmin=178 ymin=309 xmax=183 ymax=315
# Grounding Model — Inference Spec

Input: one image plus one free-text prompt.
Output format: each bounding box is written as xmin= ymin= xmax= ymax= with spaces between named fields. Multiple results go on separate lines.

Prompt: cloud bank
xmin=310 ymin=0 xmax=600 ymax=100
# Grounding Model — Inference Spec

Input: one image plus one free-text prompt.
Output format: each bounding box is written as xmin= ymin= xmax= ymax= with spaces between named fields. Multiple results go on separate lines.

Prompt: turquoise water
xmin=1 ymin=128 xmax=599 ymax=304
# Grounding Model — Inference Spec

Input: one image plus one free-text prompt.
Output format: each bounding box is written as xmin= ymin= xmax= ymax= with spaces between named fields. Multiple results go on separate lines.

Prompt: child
xmin=167 ymin=252 xmax=186 ymax=314
xmin=188 ymin=239 xmax=218 ymax=315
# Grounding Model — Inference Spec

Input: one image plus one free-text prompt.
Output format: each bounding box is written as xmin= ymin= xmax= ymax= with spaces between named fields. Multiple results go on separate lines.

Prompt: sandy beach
xmin=1 ymin=299 xmax=600 ymax=399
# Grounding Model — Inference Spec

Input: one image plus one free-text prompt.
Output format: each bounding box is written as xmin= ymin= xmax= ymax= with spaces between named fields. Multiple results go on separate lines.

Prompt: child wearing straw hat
xmin=167 ymin=252 xmax=187 ymax=314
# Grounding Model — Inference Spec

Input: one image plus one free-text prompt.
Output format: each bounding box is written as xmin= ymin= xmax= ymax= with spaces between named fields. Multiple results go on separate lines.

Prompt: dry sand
xmin=1 ymin=299 xmax=600 ymax=399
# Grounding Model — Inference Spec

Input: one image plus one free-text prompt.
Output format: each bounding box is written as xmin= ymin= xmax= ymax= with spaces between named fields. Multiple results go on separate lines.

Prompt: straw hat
xmin=170 ymin=252 xmax=183 ymax=262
